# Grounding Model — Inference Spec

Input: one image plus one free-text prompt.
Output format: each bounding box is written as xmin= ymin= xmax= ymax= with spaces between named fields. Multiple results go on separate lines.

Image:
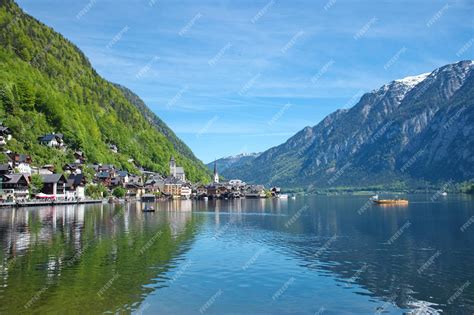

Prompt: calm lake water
xmin=1 ymin=195 xmax=473 ymax=314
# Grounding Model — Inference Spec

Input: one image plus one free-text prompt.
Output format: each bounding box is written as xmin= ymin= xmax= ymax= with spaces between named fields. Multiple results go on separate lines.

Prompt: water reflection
xmin=0 ymin=202 xmax=202 ymax=314
xmin=0 ymin=196 xmax=473 ymax=314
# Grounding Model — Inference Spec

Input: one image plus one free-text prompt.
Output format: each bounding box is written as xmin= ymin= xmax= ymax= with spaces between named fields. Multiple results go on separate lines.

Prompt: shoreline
xmin=0 ymin=199 xmax=103 ymax=209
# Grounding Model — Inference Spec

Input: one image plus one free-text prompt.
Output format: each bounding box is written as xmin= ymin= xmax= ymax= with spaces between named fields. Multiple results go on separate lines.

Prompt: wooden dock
xmin=0 ymin=199 xmax=103 ymax=208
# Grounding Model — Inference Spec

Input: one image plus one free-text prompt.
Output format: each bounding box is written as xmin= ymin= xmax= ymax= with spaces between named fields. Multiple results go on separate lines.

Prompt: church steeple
xmin=170 ymin=156 xmax=176 ymax=177
xmin=213 ymin=160 xmax=219 ymax=183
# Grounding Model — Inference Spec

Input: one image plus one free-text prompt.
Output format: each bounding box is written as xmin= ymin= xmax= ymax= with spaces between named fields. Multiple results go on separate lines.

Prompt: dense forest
xmin=0 ymin=0 xmax=210 ymax=182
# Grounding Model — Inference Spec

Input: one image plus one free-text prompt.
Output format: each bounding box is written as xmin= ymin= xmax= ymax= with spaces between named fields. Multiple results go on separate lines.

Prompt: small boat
xmin=373 ymin=199 xmax=409 ymax=205
xmin=291 ymin=196 xmax=296 ymax=200
xmin=370 ymin=194 xmax=379 ymax=201
xmin=279 ymin=194 xmax=289 ymax=199
xmin=442 ymin=192 xmax=448 ymax=196
xmin=143 ymin=205 xmax=155 ymax=212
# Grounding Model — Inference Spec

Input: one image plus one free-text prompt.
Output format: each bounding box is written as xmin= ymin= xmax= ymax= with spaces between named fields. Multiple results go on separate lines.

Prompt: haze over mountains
xmin=221 ymin=61 xmax=474 ymax=189
xmin=206 ymin=153 xmax=261 ymax=175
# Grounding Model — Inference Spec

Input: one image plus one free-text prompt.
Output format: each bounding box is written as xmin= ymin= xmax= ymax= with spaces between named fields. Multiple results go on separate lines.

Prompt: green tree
xmin=30 ymin=174 xmax=43 ymax=194
xmin=112 ymin=187 xmax=126 ymax=198
xmin=85 ymin=184 xmax=108 ymax=199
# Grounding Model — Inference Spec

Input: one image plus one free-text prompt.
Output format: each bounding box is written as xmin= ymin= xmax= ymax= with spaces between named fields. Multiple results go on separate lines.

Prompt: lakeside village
xmin=0 ymin=125 xmax=284 ymax=206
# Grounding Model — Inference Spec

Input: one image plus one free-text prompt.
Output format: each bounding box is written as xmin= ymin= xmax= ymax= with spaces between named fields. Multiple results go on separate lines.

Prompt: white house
xmin=180 ymin=186 xmax=192 ymax=199
xmin=38 ymin=133 xmax=64 ymax=148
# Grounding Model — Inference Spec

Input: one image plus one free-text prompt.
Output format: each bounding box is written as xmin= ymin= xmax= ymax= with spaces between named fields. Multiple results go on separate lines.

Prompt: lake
xmin=0 ymin=195 xmax=473 ymax=314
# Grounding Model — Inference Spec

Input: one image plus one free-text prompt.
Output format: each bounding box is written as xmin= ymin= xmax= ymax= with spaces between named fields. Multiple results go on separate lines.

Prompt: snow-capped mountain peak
xmin=394 ymin=72 xmax=431 ymax=89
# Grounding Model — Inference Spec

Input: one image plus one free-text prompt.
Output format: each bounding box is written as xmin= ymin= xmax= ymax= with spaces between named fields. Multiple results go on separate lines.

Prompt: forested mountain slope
xmin=0 ymin=0 xmax=210 ymax=181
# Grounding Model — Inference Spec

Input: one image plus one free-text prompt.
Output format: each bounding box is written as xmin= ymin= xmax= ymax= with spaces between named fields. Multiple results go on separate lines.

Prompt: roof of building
xmin=87 ymin=164 xmax=99 ymax=170
xmin=126 ymin=182 xmax=143 ymax=188
xmin=164 ymin=176 xmax=184 ymax=185
xmin=67 ymin=174 xmax=84 ymax=188
xmin=128 ymin=175 xmax=142 ymax=183
xmin=117 ymin=171 xmax=128 ymax=177
xmin=38 ymin=134 xmax=63 ymax=142
xmin=99 ymin=164 xmax=115 ymax=171
xmin=97 ymin=172 xmax=110 ymax=179
xmin=63 ymin=163 xmax=81 ymax=170
xmin=176 ymin=167 xmax=185 ymax=174
xmin=0 ymin=126 xmax=11 ymax=134
xmin=41 ymin=174 xmax=66 ymax=184
xmin=7 ymin=153 xmax=31 ymax=164
xmin=2 ymin=174 xmax=28 ymax=184
xmin=0 ymin=163 xmax=12 ymax=171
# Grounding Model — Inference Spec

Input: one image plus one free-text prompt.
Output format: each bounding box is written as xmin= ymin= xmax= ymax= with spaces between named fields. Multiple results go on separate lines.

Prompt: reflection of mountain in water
xmin=196 ymin=197 xmax=474 ymax=314
xmin=0 ymin=203 xmax=203 ymax=314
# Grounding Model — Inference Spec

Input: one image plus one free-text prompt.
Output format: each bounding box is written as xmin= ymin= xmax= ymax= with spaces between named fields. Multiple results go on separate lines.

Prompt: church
xmin=169 ymin=156 xmax=186 ymax=182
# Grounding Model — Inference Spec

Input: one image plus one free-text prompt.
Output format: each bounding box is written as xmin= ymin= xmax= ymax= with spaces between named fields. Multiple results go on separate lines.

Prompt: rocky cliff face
xmin=226 ymin=61 xmax=474 ymax=188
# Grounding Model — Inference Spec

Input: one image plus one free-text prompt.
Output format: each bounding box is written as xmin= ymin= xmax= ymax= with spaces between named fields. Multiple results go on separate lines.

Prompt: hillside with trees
xmin=0 ymin=0 xmax=210 ymax=182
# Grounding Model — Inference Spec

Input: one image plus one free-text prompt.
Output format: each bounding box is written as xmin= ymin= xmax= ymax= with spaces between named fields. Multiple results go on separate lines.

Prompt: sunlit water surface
xmin=1 ymin=195 xmax=473 ymax=314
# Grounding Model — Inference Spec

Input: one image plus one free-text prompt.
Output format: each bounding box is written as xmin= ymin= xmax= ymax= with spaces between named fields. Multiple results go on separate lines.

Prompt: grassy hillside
xmin=0 ymin=0 xmax=210 ymax=182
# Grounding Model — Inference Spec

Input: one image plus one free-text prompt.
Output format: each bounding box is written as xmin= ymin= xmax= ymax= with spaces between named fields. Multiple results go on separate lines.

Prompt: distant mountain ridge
xmin=206 ymin=153 xmax=261 ymax=176
xmin=223 ymin=61 xmax=474 ymax=189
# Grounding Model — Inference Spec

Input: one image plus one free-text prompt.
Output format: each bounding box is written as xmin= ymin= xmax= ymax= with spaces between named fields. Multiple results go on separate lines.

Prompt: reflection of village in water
xmin=1 ymin=196 xmax=473 ymax=314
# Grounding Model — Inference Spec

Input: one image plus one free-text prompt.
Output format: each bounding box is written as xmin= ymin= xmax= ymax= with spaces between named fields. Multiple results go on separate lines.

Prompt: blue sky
xmin=17 ymin=0 xmax=474 ymax=163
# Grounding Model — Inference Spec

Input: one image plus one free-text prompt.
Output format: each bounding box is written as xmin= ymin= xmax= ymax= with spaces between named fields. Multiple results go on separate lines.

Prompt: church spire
xmin=213 ymin=159 xmax=219 ymax=183
xmin=170 ymin=156 xmax=176 ymax=177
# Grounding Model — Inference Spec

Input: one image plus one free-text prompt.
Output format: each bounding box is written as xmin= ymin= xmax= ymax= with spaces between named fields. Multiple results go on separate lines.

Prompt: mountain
xmin=0 ymin=0 xmax=210 ymax=181
xmin=115 ymin=84 xmax=202 ymax=164
xmin=225 ymin=61 xmax=474 ymax=189
xmin=206 ymin=153 xmax=260 ymax=176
